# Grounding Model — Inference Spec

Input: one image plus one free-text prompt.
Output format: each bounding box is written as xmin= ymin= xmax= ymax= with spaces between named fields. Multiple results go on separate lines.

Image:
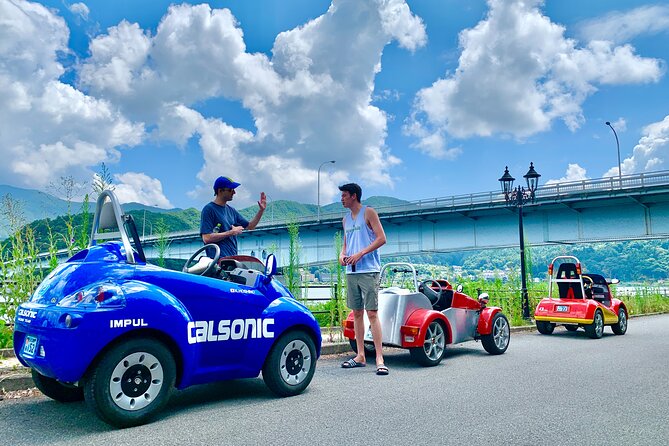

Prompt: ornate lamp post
xmin=317 ymin=160 xmax=336 ymax=222
xmin=499 ymin=163 xmax=541 ymax=319
xmin=605 ymin=121 xmax=622 ymax=181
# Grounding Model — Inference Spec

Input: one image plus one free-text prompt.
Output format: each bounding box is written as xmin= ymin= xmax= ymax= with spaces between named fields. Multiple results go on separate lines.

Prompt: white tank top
xmin=344 ymin=205 xmax=381 ymax=274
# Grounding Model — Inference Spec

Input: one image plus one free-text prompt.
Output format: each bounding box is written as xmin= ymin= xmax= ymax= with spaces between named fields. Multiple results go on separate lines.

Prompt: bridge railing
xmin=257 ymin=170 xmax=669 ymax=226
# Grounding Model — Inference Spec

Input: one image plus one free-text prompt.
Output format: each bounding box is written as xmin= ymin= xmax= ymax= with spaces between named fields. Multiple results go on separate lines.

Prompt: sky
xmin=1 ymin=0 xmax=668 ymax=210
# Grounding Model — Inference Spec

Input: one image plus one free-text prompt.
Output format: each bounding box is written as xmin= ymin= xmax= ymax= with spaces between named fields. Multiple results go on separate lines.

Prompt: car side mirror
xmin=265 ymin=254 xmax=277 ymax=278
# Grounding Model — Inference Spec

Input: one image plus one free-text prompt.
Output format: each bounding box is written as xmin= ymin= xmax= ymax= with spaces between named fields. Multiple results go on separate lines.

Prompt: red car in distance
xmin=534 ymin=256 xmax=628 ymax=339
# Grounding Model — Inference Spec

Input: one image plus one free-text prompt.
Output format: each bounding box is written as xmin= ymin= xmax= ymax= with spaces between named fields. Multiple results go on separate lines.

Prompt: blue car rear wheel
xmin=84 ymin=338 xmax=176 ymax=428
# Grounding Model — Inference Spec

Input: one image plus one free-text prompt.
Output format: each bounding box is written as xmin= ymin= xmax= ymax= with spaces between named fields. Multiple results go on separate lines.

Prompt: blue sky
xmin=1 ymin=0 xmax=668 ymax=210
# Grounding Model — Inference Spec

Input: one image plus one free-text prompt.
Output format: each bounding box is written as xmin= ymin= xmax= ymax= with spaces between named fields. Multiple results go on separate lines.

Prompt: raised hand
xmin=258 ymin=192 xmax=267 ymax=211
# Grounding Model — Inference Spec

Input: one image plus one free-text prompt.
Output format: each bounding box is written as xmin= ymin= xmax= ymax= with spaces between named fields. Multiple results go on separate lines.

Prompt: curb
xmin=0 ymin=374 xmax=33 ymax=393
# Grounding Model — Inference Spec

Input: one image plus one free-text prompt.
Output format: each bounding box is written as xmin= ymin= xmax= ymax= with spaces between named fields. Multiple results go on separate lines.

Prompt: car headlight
xmin=57 ymin=282 xmax=125 ymax=308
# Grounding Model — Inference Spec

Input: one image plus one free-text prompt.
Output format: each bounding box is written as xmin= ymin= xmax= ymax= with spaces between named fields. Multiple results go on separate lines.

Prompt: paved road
xmin=2 ymin=315 xmax=668 ymax=446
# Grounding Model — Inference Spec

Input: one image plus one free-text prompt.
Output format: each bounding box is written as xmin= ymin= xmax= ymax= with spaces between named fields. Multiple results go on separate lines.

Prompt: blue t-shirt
xmin=200 ymin=202 xmax=249 ymax=257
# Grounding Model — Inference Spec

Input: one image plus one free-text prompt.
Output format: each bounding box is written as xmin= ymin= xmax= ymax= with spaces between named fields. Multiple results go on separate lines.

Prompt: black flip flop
xmin=341 ymin=358 xmax=366 ymax=368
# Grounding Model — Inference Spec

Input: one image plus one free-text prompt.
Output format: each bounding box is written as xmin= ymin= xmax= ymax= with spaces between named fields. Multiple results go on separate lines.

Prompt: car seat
xmin=419 ymin=280 xmax=454 ymax=311
xmin=433 ymin=289 xmax=454 ymax=311
xmin=557 ymin=264 xmax=581 ymax=299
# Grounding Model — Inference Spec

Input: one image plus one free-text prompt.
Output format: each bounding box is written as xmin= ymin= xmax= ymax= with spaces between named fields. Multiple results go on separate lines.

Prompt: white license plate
xmin=22 ymin=335 xmax=37 ymax=358
xmin=556 ymin=305 xmax=569 ymax=312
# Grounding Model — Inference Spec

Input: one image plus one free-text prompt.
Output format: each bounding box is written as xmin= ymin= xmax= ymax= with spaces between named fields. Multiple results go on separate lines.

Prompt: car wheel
xmin=536 ymin=320 xmax=555 ymax=335
xmin=585 ymin=310 xmax=604 ymax=339
xmin=84 ymin=338 xmax=175 ymax=428
xmin=263 ymin=330 xmax=316 ymax=397
xmin=32 ymin=370 xmax=84 ymax=403
xmin=611 ymin=308 xmax=628 ymax=335
xmin=565 ymin=325 xmax=579 ymax=332
xmin=481 ymin=313 xmax=510 ymax=355
xmin=349 ymin=339 xmax=376 ymax=357
xmin=409 ymin=320 xmax=446 ymax=367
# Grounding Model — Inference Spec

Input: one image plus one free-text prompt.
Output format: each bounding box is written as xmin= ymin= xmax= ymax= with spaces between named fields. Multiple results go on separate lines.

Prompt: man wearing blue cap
xmin=200 ymin=176 xmax=266 ymax=257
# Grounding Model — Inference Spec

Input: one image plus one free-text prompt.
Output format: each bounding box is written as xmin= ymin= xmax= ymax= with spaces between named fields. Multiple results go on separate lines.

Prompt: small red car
xmin=343 ymin=263 xmax=510 ymax=366
xmin=534 ymin=256 xmax=628 ymax=338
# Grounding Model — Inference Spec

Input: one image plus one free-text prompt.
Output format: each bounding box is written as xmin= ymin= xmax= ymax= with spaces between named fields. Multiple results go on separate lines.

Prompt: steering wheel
xmin=419 ymin=279 xmax=443 ymax=305
xmin=183 ymin=244 xmax=221 ymax=276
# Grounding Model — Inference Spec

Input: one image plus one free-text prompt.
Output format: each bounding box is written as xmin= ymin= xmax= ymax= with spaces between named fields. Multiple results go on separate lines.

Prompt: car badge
xmin=51 ymin=298 xmax=56 ymax=303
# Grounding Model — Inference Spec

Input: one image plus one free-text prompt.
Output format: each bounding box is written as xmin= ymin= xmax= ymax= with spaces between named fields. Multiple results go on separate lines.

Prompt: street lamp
xmin=317 ymin=160 xmax=336 ymax=222
xmin=605 ymin=121 xmax=622 ymax=181
xmin=499 ymin=162 xmax=541 ymax=319
xmin=142 ymin=205 xmax=158 ymax=238
xmin=143 ymin=209 xmax=147 ymax=238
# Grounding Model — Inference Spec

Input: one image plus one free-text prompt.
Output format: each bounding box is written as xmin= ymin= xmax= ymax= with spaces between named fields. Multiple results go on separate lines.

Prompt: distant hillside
xmin=0 ymin=185 xmax=73 ymax=237
xmin=239 ymin=196 xmax=410 ymax=220
xmin=0 ymin=184 xmax=181 ymax=239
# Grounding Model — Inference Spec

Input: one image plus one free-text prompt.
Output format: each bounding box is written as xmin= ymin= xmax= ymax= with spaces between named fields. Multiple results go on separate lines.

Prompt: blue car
xmin=14 ymin=191 xmax=321 ymax=428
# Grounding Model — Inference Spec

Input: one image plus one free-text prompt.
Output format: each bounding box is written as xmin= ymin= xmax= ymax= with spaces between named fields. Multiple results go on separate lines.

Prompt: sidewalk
xmin=0 ymin=325 xmax=537 ymax=396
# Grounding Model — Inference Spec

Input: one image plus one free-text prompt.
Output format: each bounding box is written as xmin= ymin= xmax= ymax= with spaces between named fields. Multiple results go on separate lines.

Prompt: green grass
xmin=306 ymin=279 xmax=669 ymax=329
xmin=620 ymin=288 xmax=669 ymax=315
xmin=0 ymin=321 xmax=12 ymax=349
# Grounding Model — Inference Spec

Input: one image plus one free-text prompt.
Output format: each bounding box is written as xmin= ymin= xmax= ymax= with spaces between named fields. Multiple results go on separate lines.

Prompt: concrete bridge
xmin=130 ymin=170 xmax=669 ymax=267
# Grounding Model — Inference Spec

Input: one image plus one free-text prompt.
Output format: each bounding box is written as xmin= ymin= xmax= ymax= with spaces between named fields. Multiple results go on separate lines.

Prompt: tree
xmin=285 ymin=221 xmax=302 ymax=298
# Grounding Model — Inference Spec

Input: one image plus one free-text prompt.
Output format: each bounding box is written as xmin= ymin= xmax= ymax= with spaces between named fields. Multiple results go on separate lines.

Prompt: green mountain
xmin=0 ymin=185 xmax=183 ymax=239
xmin=238 ymin=196 xmax=409 ymax=220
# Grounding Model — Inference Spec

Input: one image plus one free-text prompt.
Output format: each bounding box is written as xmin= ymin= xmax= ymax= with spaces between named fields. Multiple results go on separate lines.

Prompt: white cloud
xmin=68 ymin=2 xmax=90 ymax=21
xmin=603 ymin=115 xmax=669 ymax=177
xmin=113 ymin=172 xmax=173 ymax=208
xmin=0 ymin=0 xmax=144 ymax=189
xmin=577 ymin=5 xmax=669 ymax=44
xmin=78 ymin=0 xmax=426 ymax=205
xmin=406 ymin=0 xmax=664 ymax=157
xmin=546 ymin=163 xmax=589 ymax=185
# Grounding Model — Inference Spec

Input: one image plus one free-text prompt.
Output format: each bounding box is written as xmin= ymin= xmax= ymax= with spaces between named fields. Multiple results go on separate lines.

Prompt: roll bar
xmin=380 ymin=262 xmax=419 ymax=292
xmin=89 ymin=190 xmax=145 ymax=264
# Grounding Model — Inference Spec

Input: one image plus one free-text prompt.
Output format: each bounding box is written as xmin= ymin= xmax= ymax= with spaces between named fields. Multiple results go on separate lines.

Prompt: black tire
xmin=83 ymin=338 xmax=175 ymax=428
xmin=536 ymin=320 xmax=555 ymax=335
xmin=565 ymin=325 xmax=579 ymax=332
xmin=349 ymin=339 xmax=376 ymax=357
xmin=585 ymin=310 xmax=604 ymax=339
xmin=32 ymin=370 xmax=84 ymax=403
xmin=611 ymin=307 xmax=628 ymax=335
xmin=263 ymin=330 xmax=317 ymax=397
xmin=481 ymin=313 xmax=510 ymax=355
xmin=409 ymin=320 xmax=447 ymax=367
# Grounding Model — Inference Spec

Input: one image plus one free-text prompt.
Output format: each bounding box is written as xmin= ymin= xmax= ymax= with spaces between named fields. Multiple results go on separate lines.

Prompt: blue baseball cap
xmin=213 ymin=176 xmax=241 ymax=191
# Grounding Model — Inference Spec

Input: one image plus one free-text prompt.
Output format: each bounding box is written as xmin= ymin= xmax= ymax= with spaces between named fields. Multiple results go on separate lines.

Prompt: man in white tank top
xmin=338 ymin=183 xmax=388 ymax=375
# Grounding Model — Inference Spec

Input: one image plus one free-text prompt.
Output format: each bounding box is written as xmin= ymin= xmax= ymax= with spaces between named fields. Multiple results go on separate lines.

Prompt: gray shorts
xmin=346 ymin=272 xmax=380 ymax=311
